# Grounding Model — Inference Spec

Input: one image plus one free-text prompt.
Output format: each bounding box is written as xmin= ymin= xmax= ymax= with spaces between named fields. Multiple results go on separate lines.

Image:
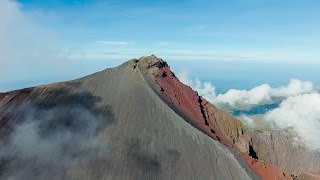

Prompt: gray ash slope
xmin=0 ymin=56 xmax=258 ymax=180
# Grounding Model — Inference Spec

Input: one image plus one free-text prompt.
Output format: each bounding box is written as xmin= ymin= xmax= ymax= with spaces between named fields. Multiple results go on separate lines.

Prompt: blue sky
xmin=15 ymin=0 xmax=320 ymax=62
xmin=1 ymin=0 xmax=320 ymax=91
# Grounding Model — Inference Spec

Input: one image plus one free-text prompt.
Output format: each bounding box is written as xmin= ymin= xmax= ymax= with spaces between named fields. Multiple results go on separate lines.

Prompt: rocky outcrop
xmin=136 ymin=55 xmax=292 ymax=180
xmin=138 ymin=55 xmax=245 ymax=149
xmin=251 ymin=130 xmax=320 ymax=178
xmin=243 ymin=155 xmax=294 ymax=180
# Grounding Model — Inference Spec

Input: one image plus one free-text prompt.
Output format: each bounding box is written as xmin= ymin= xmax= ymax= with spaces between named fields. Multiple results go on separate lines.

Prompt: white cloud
xmin=155 ymin=41 xmax=189 ymax=46
xmin=216 ymin=79 xmax=315 ymax=105
xmin=0 ymin=0 xmax=65 ymax=75
xmin=0 ymin=0 xmax=24 ymax=66
xmin=239 ymin=115 xmax=256 ymax=127
xmin=270 ymin=79 xmax=314 ymax=97
xmin=177 ymin=70 xmax=216 ymax=102
xmin=216 ymin=84 xmax=272 ymax=105
xmin=177 ymin=70 xmax=315 ymax=106
xmin=95 ymin=40 xmax=134 ymax=45
xmin=265 ymin=93 xmax=320 ymax=150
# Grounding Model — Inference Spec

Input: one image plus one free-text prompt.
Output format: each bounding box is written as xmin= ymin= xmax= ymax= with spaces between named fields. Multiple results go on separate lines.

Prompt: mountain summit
xmin=0 ymin=56 xmax=290 ymax=179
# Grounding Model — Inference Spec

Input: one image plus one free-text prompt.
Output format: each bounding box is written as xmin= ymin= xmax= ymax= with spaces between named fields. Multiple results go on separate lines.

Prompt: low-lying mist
xmin=0 ymin=91 xmax=114 ymax=179
xmin=265 ymin=93 xmax=320 ymax=150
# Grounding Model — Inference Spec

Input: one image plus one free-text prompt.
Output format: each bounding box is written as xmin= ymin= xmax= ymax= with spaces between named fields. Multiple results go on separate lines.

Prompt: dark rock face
xmin=251 ymin=130 xmax=320 ymax=177
xmin=0 ymin=56 xmax=257 ymax=180
xmin=137 ymin=56 xmax=246 ymax=150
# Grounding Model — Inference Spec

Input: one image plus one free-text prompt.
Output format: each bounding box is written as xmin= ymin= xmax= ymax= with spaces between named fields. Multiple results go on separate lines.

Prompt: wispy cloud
xmin=0 ymin=100 xmax=112 ymax=179
xmin=177 ymin=70 xmax=216 ymax=102
xmin=0 ymin=0 xmax=65 ymax=74
xmin=239 ymin=115 xmax=256 ymax=127
xmin=265 ymin=93 xmax=320 ymax=150
xmin=184 ymin=25 xmax=208 ymax=32
xmin=95 ymin=40 xmax=134 ymax=45
xmin=68 ymin=50 xmax=256 ymax=61
xmin=155 ymin=41 xmax=189 ymax=46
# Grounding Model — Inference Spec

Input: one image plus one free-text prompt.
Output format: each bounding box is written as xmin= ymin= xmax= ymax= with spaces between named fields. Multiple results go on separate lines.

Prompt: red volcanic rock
xmin=0 ymin=89 xmax=34 ymax=130
xmin=0 ymin=93 xmax=9 ymax=105
xmin=154 ymin=66 xmax=235 ymax=147
xmin=0 ymin=93 xmax=14 ymax=107
xmin=139 ymin=56 xmax=247 ymax=150
xmin=137 ymin=55 xmax=294 ymax=180
xmin=0 ymin=93 xmax=5 ymax=101
xmin=243 ymin=155 xmax=293 ymax=180
xmin=0 ymin=89 xmax=32 ymax=107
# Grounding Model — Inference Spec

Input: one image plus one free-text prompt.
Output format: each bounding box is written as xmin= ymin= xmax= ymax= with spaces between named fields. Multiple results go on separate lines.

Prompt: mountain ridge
xmin=0 ymin=55 xmax=293 ymax=179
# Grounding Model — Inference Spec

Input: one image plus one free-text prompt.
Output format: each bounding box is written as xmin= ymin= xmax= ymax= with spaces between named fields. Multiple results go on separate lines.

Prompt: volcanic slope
xmin=0 ymin=56 xmax=261 ymax=180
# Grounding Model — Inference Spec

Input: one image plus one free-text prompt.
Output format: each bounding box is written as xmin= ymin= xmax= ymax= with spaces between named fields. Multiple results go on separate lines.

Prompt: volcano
xmin=0 ymin=56 xmax=292 ymax=180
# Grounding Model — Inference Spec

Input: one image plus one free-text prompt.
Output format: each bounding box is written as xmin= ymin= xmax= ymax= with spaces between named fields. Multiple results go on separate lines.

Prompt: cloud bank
xmin=216 ymin=79 xmax=314 ymax=105
xmin=177 ymin=70 xmax=315 ymax=105
xmin=265 ymin=93 xmax=320 ymax=150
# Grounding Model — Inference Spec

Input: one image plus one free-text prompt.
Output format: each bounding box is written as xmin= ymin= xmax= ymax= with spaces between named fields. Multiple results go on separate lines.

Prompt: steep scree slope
xmin=0 ymin=56 xmax=260 ymax=180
